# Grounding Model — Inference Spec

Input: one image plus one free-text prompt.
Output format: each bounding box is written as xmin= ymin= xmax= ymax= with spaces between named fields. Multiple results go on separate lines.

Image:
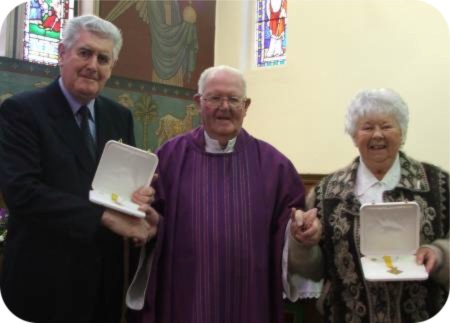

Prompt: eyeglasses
xmin=201 ymin=95 xmax=246 ymax=109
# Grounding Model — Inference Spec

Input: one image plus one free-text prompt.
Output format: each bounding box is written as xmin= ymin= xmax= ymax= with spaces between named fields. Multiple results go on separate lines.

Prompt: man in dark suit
xmin=0 ymin=15 xmax=159 ymax=323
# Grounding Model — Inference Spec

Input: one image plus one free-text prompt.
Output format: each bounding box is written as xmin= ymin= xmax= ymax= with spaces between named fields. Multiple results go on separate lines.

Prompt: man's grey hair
xmin=198 ymin=65 xmax=247 ymax=96
xmin=345 ymin=88 xmax=409 ymax=144
xmin=61 ymin=14 xmax=123 ymax=62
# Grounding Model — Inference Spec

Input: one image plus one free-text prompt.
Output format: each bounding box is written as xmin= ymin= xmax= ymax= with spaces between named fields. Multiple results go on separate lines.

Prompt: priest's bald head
xmin=194 ymin=65 xmax=252 ymax=148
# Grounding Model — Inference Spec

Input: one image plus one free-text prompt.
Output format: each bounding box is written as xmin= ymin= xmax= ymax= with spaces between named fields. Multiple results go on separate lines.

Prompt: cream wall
xmin=215 ymin=0 xmax=449 ymax=174
xmin=0 ymin=0 xmax=448 ymax=174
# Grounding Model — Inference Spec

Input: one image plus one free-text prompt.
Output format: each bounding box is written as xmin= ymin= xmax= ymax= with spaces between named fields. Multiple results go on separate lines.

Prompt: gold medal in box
xmin=359 ymin=201 xmax=428 ymax=281
xmin=89 ymin=140 xmax=158 ymax=218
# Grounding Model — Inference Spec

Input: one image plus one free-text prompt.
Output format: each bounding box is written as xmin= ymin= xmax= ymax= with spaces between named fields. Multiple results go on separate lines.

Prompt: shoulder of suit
xmin=96 ymin=95 xmax=131 ymax=113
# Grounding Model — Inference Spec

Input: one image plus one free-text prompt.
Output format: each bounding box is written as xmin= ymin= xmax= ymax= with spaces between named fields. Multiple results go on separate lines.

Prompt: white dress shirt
xmin=355 ymin=154 xmax=401 ymax=204
xmin=204 ymin=131 xmax=236 ymax=153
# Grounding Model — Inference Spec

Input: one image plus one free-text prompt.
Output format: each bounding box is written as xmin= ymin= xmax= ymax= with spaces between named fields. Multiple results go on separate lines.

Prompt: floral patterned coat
xmin=308 ymin=152 xmax=449 ymax=323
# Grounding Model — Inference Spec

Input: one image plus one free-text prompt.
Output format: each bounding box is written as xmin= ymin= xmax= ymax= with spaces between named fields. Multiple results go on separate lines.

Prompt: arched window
xmin=256 ymin=0 xmax=287 ymax=67
xmin=24 ymin=0 xmax=76 ymax=65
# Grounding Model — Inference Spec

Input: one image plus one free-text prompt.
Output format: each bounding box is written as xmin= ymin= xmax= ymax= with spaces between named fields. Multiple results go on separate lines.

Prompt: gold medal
xmin=383 ymin=256 xmax=402 ymax=275
xmin=111 ymin=193 xmax=122 ymax=205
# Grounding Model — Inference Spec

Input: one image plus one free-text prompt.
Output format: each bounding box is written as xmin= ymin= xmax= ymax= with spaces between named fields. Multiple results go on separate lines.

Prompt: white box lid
xmin=360 ymin=201 xmax=420 ymax=256
xmin=89 ymin=140 xmax=158 ymax=217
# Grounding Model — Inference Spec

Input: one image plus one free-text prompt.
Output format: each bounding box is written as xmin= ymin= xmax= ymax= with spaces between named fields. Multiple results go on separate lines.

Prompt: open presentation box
xmin=360 ymin=201 xmax=428 ymax=281
xmin=89 ymin=140 xmax=158 ymax=218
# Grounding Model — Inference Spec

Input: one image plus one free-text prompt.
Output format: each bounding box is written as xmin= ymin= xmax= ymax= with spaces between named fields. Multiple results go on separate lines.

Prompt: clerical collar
xmin=58 ymin=77 xmax=95 ymax=119
xmin=204 ymin=131 xmax=236 ymax=154
xmin=355 ymin=153 xmax=400 ymax=203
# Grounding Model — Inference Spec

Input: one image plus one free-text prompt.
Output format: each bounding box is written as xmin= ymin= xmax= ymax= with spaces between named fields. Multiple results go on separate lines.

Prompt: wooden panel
xmin=301 ymin=174 xmax=325 ymax=193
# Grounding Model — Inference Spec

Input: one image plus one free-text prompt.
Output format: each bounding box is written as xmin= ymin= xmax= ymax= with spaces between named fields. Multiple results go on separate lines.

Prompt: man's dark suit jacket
xmin=0 ymin=78 xmax=135 ymax=322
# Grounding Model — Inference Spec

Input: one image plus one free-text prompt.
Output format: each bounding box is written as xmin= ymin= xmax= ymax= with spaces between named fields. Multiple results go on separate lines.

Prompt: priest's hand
xmin=132 ymin=174 xmax=158 ymax=205
xmin=101 ymin=209 xmax=156 ymax=247
xmin=416 ymin=246 xmax=439 ymax=273
xmin=290 ymin=208 xmax=322 ymax=247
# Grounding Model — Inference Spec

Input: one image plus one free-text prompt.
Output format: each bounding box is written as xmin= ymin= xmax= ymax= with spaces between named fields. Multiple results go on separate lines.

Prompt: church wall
xmin=215 ymin=0 xmax=449 ymax=174
xmin=2 ymin=1 xmax=447 ymax=175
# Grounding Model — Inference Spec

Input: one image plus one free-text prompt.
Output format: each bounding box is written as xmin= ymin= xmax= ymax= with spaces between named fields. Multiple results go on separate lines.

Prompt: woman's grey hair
xmin=198 ymin=65 xmax=247 ymax=96
xmin=61 ymin=15 xmax=123 ymax=62
xmin=344 ymin=88 xmax=409 ymax=144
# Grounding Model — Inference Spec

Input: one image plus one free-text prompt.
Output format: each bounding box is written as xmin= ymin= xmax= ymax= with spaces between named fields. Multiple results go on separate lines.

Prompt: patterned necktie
xmin=78 ymin=105 xmax=97 ymax=160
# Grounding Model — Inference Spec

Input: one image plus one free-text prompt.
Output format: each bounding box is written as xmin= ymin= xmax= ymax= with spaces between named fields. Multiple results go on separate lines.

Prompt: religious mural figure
xmin=105 ymin=0 xmax=199 ymax=87
xmin=155 ymin=104 xmax=199 ymax=146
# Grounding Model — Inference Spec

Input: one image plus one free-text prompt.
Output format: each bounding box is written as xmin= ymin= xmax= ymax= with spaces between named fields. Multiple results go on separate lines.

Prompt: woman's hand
xmin=290 ymin=208 xmax=322 ymax=247
xmin=416 ymin=246 xmax=439 ymax=273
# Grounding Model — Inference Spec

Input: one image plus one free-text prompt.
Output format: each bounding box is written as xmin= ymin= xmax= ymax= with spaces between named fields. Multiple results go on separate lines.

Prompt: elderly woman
xmin=308 ymin=88 xmax=449 ymax=322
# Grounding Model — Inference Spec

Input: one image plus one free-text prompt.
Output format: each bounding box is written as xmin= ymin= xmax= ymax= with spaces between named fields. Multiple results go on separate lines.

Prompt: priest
xmin=127 ymin=65 xmax=323 ymax=323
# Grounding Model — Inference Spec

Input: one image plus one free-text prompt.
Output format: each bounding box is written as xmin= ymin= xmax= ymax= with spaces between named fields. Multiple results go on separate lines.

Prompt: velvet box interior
xmin=89 ymin=140 xmax=158 ymax=218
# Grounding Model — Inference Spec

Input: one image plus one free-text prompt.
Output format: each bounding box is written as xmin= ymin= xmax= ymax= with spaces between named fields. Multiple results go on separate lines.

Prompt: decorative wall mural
xmin=155 ymin=103 xmax=198 ymax=146
xmin=99 ymin=0 xmax=216 ymax=90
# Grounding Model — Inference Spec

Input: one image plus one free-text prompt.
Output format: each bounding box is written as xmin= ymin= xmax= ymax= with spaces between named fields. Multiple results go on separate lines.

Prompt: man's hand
xmin=101 ymin=209 xmax=157 ymax=247
xmin=133 ymin=203 xmax=160 ymax=246
xmin=125 ymin=176 xmax=160 ymax=246
xmin=290 ymin=208 xmax=322 ymax=247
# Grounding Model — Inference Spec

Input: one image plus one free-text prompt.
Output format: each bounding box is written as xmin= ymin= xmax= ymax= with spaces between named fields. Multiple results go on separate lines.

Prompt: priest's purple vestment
xmin=135 ymin=127 xmax=305 ymax=323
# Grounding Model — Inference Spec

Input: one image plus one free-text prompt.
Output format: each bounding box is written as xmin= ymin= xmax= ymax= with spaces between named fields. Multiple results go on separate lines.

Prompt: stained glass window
xmin=23 ymin=0 xmax=75 ymax=65
xmin=256 ymin=0 xmax=287 ymax=68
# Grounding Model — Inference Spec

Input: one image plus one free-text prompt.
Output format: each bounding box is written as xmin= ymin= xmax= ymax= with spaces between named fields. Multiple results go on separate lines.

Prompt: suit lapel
xmin=46 ymin=79 xmax=96 ymax=173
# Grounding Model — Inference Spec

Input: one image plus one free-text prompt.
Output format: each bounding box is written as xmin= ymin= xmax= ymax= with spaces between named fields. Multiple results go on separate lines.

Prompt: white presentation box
xmin=89 ymin=140 xmax=158 ymax=218
xmin=360 ymin=201 xmax=428 ymax=281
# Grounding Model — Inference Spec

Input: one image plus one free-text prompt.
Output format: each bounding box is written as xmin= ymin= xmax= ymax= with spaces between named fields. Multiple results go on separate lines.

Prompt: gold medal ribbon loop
xmin=111 ymin=193 xmax=122 ymax=205
xmin=383 ymin=256 xmax=402 ymax=275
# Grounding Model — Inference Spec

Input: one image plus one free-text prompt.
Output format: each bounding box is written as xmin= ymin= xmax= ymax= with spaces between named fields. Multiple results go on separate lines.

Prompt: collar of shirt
xmin=58 ymin=77 xmax=96 ymax=122
xmin=355 ymin=153 xmax=400 ymax=203
xmin=204 ymin=131 xmax=236 ymax=154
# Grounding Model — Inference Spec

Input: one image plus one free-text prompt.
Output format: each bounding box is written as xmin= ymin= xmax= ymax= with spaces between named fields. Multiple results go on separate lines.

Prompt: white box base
xmin=90 ymin=190 xmax=145 ymax=218
xmin=361 ymin=255 xmax=428 ymax=281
